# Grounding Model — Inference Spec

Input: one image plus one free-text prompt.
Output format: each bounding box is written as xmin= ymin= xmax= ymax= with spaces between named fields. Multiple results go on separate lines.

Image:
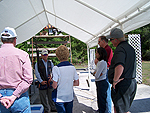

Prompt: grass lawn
xmin=74 ymin=63 xmax=88 ymax=69
xmin=142 ymin=61 xmax=150 ymax=85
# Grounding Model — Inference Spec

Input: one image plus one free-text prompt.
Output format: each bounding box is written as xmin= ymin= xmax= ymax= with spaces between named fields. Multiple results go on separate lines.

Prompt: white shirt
xmin=52 ymin=61 xmax=79 ymax=102
xmin=94 ymin=60 xmax=107 ymax=81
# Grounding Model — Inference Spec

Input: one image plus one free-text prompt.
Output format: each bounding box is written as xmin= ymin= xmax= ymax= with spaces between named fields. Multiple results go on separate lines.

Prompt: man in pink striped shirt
xmin=0 ymin=27 xmax=33 ymax=113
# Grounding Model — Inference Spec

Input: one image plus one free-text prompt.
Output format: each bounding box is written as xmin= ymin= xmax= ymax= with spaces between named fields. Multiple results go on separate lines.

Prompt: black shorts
xmin=111 ymin=79 xmax=137 ymax=113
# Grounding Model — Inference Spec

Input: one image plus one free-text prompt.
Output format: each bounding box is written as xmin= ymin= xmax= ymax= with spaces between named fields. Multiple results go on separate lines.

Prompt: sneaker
xmin=51 ymin=109 xmax=57 ymax=112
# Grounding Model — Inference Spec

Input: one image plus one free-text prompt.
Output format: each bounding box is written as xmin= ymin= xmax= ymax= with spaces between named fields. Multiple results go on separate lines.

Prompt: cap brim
xmin=41 ymin=52 xmax=48 ymax=55
xmin=1 ymin=36 xmax=16 ymax=38
xmin=106 ymin=35 xmax=111 ymax=39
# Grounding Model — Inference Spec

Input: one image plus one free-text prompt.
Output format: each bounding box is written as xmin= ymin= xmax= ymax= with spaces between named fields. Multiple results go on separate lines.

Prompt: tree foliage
xmin=71 ymin=37 xmax=87 ymax=64
xmin=16 ymin=30 xmax=89 ymax=66
xmin=15 ymin=23 xmax=150 ymax=67
xmin=127 ymin=24 xmax=150 ymax=60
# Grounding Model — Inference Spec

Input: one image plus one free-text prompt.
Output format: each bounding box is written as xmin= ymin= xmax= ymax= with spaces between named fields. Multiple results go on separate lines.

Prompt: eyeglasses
xmin=110 ymin=38 xmax=115 ymax=41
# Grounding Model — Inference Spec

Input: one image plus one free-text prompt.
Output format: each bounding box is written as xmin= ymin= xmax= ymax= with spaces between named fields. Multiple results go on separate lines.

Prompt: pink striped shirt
xmin=0 ymin=44 xmax=33 ymax=97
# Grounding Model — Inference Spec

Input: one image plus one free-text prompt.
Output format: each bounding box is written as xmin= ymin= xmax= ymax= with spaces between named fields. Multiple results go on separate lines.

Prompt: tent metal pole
xmin=86 ymin=3 xmax=150 ymax=44
xmin=75 ymin=0 xmax=120 ymax=24
xmin=31 ymin=37 xmax=35 ymax=94
xmin=121 ymin=4 xmax=150 ymax=25
xmin=69 ymin=35 xmax=72 ymax=63
xmin=15 ymin=11 xmax=44 ymax=29
xmin=120 ymin=24 xmax=123 ymax=30
xmin=41 ymin=0 xmax=49 ymax=24
xmin=46 ymin=10 xmax=96 ymax=37
xmin=87 ymin=45 xmax=91 ymax=90
xmin=97 ymin=3 xmax=150 ymax=34
xmin=32 ymin=37 xmax=34 ymax=68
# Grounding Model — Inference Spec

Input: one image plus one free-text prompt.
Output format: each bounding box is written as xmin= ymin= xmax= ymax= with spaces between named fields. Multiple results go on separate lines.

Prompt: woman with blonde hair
xmin=52 ymin=45 xmax=79 ymax=113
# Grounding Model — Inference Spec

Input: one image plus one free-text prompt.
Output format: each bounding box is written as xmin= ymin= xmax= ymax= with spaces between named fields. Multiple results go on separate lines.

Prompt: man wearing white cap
xmin=106 ymin=28 xmax=137 ymax=113
xmin=35 ymin=49 xmax=56 ymax=113
xmin=0 ymin=27 xmax=33 ymax=113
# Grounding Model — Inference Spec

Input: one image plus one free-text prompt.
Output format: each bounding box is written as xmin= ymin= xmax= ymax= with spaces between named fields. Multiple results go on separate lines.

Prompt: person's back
xmin=52 ymin=45 xmax=79 ymax=113
xmin=0 ymin=27 xmax=33 ymax=113
xmin=0 ymin=44 xmax=32 ymax=91
xmin=54 ymin=61 xmax=77 ymax=102
xmin=117 ymin=41 xmax=136 ymax=78
xmin=109 ymin=41 xmax=136 ymax=82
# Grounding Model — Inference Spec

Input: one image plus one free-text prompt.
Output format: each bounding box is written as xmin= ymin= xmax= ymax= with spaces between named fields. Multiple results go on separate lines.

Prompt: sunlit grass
xmin=142 ymin=61 xmax=150 ymax=85
xmin=74 ymin=61 xmax=150 ymax=86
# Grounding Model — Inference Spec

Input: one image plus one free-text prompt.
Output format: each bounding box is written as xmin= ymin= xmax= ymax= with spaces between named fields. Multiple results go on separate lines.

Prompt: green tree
xmin=15 ymin=23 xmax=150 ymax=67
xmin=127 ymin=24 xmax=150 ymax=60
xmin=71 ymin=37 xmax=87 ymax=64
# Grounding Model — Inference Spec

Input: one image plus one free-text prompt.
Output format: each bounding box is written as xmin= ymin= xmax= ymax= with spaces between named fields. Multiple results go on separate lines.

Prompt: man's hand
xmin=41 ymin=81 xmax=47 ymax=85
xmin=0 ymin=98 xmax=11 ymax=109
xmin=113 ymin=78 xmax=124 ymax=89
xmin=48 ymin=76 xmax=52 ymax=82
xmin=1 ymin=95 xmax=17 ymax=109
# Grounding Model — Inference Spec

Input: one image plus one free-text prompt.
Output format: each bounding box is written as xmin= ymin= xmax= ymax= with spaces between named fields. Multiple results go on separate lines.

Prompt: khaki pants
xmin=39 ymin=88 xmax=56 ymax=112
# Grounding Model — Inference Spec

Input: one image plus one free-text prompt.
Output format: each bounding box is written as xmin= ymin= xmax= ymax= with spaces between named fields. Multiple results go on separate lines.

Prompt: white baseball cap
xmin=1 ymin=27 xmax=17 ymax=38
xmin=41 ymin=49 xmax=48 ymax=55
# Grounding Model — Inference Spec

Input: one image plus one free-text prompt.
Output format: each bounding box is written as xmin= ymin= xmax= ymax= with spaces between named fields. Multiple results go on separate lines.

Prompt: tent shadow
xmin=73 ymin=95 xmax=96 ymax=113
xmin=129 ymin=98 xmax=150 ymax=113
xmin=31 ymin=87 xmax=96 ymax=113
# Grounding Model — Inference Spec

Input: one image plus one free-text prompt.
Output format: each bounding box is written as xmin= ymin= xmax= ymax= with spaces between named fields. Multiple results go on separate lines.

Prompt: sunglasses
xmin=43 ymin=54 xmax=48 ymax=56
xmin=2 ymin=34 xmax=10 ymax=37
xmin=110 ymin=38 xmax=115 ymax=41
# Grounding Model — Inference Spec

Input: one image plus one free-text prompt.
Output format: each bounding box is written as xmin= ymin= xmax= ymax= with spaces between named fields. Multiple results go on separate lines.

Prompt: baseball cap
xmin=1 ymin=27 xmax=17 ymax=38
xmin=41 ymin=49 xmax=48 ymax=55
xmin=106 ymin=28 xmax=124 ymax=39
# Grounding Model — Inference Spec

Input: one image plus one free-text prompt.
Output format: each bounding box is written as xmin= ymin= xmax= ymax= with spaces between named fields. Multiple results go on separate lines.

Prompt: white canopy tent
xmin=0 ymin=0 xmax=149 ymax=86
xmin=0 ymin=0 xmax=150 ymax=47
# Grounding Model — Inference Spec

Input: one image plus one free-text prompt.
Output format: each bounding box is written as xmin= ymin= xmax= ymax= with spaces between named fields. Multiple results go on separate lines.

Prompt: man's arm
xmin=12 ymin=54 xmax=33 ymax=98
xmin=35 ymin=62 xmax=43 ymax=83
xmin=113 ymin=65 xmax=124 ymax=89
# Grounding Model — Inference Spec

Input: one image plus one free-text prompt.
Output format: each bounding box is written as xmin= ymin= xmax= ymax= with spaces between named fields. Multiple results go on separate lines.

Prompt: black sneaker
xmin=51 ymin=109 xmax=57 ymax=112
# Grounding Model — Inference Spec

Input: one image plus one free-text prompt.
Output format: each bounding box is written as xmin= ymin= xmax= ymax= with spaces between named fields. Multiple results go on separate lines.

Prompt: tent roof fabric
xmin=0 ymin=0 xmax=150 ymax=48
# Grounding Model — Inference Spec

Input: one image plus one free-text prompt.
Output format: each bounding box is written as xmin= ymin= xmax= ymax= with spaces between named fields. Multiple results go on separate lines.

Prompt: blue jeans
xmin=106 ymin=81 xmax=112 ymax=113
xmin=0 ymin=89 xmax=31 ymax=113
xmin=96 ymin=80 xmax=108 ymax=113
xmin=106 ymin=69 xmax=112 ymax=113
xmin=55 ymin=101 xmax=73 ymax=113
